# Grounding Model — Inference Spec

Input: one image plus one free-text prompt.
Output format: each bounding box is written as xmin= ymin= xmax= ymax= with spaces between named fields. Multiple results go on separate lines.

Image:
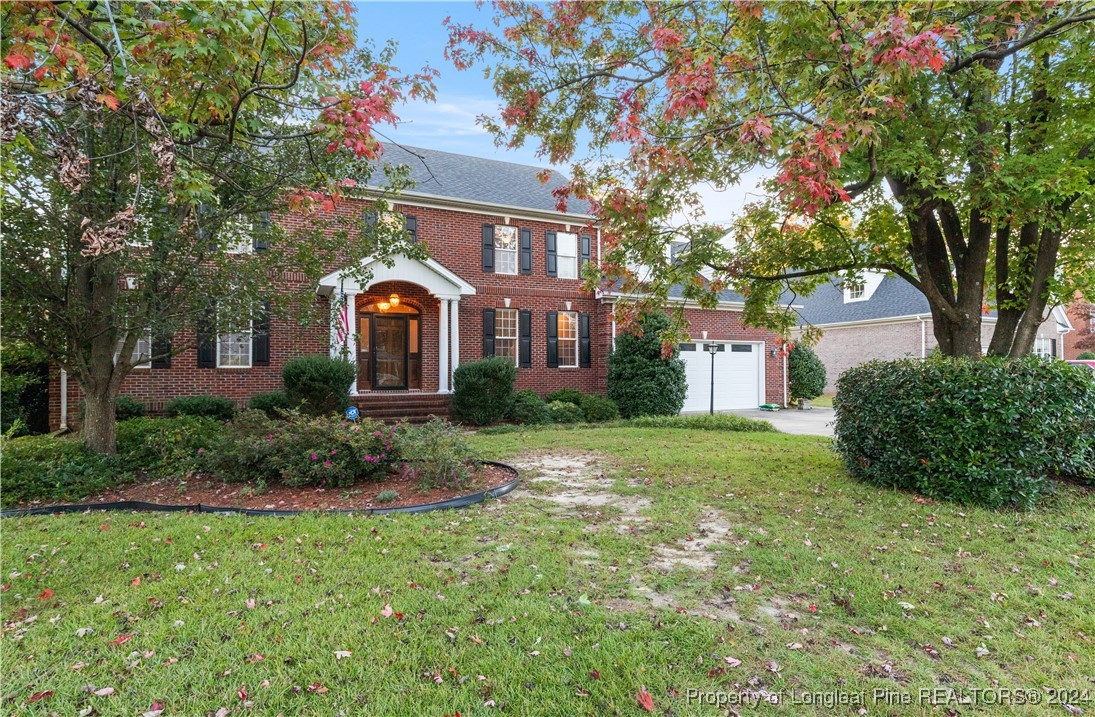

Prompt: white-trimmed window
xmin=556 ymin=231 xmax=578 ymax=279
xmin=223 ymin=218 xmax=253 ymax=254
xmin=494 ymin=225 xmax=518 ymax=275
xmin=558 ymin=311 xmax=579 ymax=367
xmin=495 ymin=308 xmax=518 ymax=365
xmin=844 ymin=282 xmax=865 ymax=302
xmin=1033 ymin=337 xmax=1057 ymax=359
xmin=115 ymin=329 xmax=153 ymax=369
xmin=218 ymin=322 xmax=252 ymax=368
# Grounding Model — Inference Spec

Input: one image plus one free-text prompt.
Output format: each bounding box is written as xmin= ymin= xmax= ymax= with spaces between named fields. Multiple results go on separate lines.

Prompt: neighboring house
xmin=1063 ymin=294 xmax=1094 ymax=359
xmin=793 ymin=272 xmax=1074 ymax=392
xmin=49 ymin=145 xmax=785 ymax=428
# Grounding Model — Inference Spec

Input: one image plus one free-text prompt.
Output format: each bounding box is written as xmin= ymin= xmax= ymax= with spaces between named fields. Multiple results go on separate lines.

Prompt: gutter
xmin=354 ymin=186 xmax=595 ymax=226
xmin=59 ymin=369 xmax=69 ymax=431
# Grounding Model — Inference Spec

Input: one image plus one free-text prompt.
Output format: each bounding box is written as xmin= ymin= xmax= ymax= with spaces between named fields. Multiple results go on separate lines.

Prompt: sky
xmin=356 ymin=1 xmax=771 ymax=226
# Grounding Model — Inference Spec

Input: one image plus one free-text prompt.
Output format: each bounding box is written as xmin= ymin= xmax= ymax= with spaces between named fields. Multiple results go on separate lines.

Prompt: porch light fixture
xmin=565 ymin=301 xmax=573 ymax=311
xmin=377 ymin=299 xmax=391 ymax=312
xmin=503 ymin=297 xmax=511 ymax=308
xmin=389 ymin=293 xmax=400 ymax=307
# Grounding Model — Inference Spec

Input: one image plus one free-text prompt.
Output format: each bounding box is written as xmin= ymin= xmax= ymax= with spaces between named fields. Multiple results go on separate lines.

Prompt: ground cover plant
xmin=3 ymin=426 xmax=1091 ymax=715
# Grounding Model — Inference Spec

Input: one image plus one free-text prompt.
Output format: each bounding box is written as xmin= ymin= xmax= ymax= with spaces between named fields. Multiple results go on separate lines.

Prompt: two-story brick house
xmin=49 ymin=145 xmax=786 ymax=428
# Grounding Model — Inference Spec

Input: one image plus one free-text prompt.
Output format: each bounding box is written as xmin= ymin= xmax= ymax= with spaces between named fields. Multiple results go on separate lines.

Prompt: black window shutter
xmin=519 ymin=229 xmax=532 ymax=274
xmin=482 ymin=308 xmax=496 ymax=357
xmin=579 ymin=313 xmax=591 ymax=368
xmin=404 ymin=215 xmax=418 ymax=243
xmin=253 ymin=212 xmax=270 ymax=252
xmin=151 ymin=332 xmax=172 ymax=369
xmin=196 ymin=308 xmax=216 ymax=368
xmin=545 ymin=231 xmax=557 ymax=276
xmin=197 ymin=204 xmax=215 ymax=251
xmin=519 ymin=310 xmax=532 ymax=368
xmin=546 ymin=311 xmax=558 ymax=368
xmin=580 ymin=234 xmax=591 ymax=270
xmin=252 ymin=300 xmax=271 ymax=366
xmin=482 ymin=224 xmax=495 ymax=273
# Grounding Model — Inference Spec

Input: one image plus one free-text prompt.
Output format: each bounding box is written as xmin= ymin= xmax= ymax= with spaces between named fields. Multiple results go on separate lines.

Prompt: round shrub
xmin=834 ymin=357 xmax=1095 ymax=509
xmin=580 ymin=394 xmax=619 ymax=422
xmin=509 ymin=389 xmax=549 ymax=425
xmin=607 ymin=312 xmax=686 ymax=418
xmin=1078 ymin=351 xmax=1095 ymax=360
xmin=282 ymin=355 xmax=356 ymax=416
xmin=788 ymin=344 xmax=826 ymax=402
xmin=249 ymin=390 xmax=291 ymax=417
xmin=115 ymin=395 xmax=147 ymax=420
xmin=547 ymin=400 xmax=584 ymax=424
xmin=545 ymin=388 xmax=584 ymax=406
xmin=165 ymin=394 xmax=236 ymax=421
xmin=452 ymin=356 xmax=517 ymax=425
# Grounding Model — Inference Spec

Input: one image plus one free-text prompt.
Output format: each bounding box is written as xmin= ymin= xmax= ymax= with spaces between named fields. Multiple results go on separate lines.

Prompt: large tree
xmin=448 ymin=1 xmax=1094 ymax=356
xmin=1 ymin=1 xmax=435 ymax=453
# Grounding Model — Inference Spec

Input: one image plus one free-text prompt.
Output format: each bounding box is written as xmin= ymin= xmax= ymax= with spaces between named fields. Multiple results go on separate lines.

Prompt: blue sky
xmin=354 ymin=1 xmax=769 ymax=225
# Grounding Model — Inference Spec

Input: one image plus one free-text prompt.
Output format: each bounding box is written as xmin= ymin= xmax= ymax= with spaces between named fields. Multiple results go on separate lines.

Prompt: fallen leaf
xmin=109 ymin=634 xmax=133 ymax=646
xmin=93 ymin=687 xmax=115 ymax=696
xmin=215 ymin=708 xmax=230 ymax=717
xmin=380 ymin=604 xmax=393 ymax=618
xmin=724 ymin=656 xmax=742 ymax=667
xmin=38 ymin=588 xmax=54 ymax=600
xmin=767 ymin=660 xmax=780 ymax=672
xmin=307 ymin=682 xmax=328 ymax=694
xmin=142 ymin=699 xmax=166 ymax=717
xmin=245 ymin=598 xmax=255 ymax=610
xmin=589 ymin=669 xmax=600 ymax=680
xmin=787 ymin=642 xmax=804 ymax=650
xmin=131 ymin=577 xmax=141 ymax=587
xmin=76 ymin=628 xmax=94 ymax=637
xmin=29 ymin=691 xmax=53 ymax=702
xmin=244 ymin=653 xmax=264 ymax=665
xmin=237 ymin=685 xmax=248 ymax=700
xmin=975 ymin=645 xmax=990 ymax=657
xmin=637 ymin=686 xmax=654 ymax=712
xmin=69 ymin=662 xmax=89 ymax=671
xmin=334 ymin=650 xmax=352 ymax=660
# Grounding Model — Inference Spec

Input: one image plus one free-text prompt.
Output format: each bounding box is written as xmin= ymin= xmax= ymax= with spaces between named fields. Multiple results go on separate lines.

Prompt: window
xmin=218 ymin=322 xmax=252 ymax=368
xmin=494 ymin=225 xmax=518 ymax=275
xmin=1033 ymin=337 xmax=1057 ymax=359
xmin=679 ymin=343 xmax=697 ymax=351
xmin=495 ymin=308 xmax=518 ymax=364
xmin=844 ymin=283 xmax=865 ymax=302
xmin=557 ymin=311 xmax=579 ymax=367
xmin=223 ymin=218 xmax=253 ymax=254
xmin=731 ymin=344 xmax=753 ymax=352
xmin=556 ymin=231 xmax=578 ymax=279
xmin=115 ymin=329 xmax=153 ymax=368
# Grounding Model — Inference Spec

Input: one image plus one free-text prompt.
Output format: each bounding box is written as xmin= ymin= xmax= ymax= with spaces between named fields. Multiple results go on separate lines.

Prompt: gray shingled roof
xmin=795 ymin=274 xmax=931 ymax=325
xmin=668 ymin=282 xmax=748 ymax=304
xmin=379 ymin=144 xmax=592 ymax=216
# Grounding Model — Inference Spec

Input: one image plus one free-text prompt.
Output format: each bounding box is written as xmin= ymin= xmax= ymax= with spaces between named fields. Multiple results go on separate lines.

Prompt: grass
xmin=2 ymin=426 xmax=1092 ymax=715
xmin=808 ymin=394 xmax=835 ymax=408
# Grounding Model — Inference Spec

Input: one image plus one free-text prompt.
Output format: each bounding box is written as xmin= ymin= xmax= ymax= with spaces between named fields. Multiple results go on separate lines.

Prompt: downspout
xmin=782 ymin=350 xmax=788 ymax=408
xmin=917 ymin=315 xmax=928 ymax=358
xmin=59 ymin=368 xmax=69 ymax=432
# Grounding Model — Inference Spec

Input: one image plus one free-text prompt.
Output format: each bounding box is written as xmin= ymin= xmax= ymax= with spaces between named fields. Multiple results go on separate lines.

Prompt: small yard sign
xmin=345 ymin=406 xmax=360 ymax=420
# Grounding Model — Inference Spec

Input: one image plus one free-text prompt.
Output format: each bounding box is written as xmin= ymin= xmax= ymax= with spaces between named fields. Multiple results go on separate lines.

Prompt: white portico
xmin=317 ymin=255 xmax=475 ymax=394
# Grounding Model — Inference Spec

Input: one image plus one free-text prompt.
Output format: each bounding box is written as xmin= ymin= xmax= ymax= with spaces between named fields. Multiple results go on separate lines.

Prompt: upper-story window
xmin=556 ymin=232 xmax=578 ymax=279
xmin=495 ymin=225 xmax=518 ymax=275
xmin=494 ymin=308 xmax=518 ymax=365
xmin=223 ymin=217 xmax=254 ymax=254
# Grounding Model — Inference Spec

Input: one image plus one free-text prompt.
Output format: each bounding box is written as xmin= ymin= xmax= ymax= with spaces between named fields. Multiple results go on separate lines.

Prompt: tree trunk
xmin=82 ymin=382 xmax=118 ymax=455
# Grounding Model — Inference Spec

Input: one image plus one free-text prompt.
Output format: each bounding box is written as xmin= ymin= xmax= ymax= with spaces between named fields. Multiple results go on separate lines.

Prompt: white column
xmin=449 ymin=298 xmax=460 ymax=386
xmin=438 ymin=298 xmax=450 ymax=393
xmin=346 ymin=293 xmax=358 ymax=394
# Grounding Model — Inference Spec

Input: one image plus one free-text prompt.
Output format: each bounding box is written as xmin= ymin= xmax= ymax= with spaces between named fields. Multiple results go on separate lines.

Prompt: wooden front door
xmin=357 ymin=305 xmax=422 ymax=391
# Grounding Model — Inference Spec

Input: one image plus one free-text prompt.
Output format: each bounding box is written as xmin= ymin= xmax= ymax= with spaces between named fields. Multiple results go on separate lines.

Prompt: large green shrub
xmin=165 ymin=394 xmax=236 ymax=421
xmin=281 ymin=355 xmax=356 ymax=416
xmin=451 ymin=356 xmax=517 ymax=425
xmin=509 ymin=389 xmax=549 ymax=425
xmin=580 ymin=394 xmax=619 ymax=422
xmin=116 ymin=416 xmax=223 ymax=476
xmin=396 ymin=418 xmax=476 ymax=488
xmin=249 ymin=390 xmax=292 ymax=417
xmin=607 ymin=312 xmax=687 ymax=418
xmin=834 ymin=358 xmax=1095 ymax=509
xmin=203 ymin=411 xmax=396 ymax=488
xmin=788 ymin=344 xmax=827 ymax=402
xmin=115 ymin=395 xmax=147 ymax=420
xmin=1 ymin=342 xmax=49 ymax=436
xmin=547 ymin=400 xmax=584 ymax=424
xmin=545 ymin=388 xmax=584 ymax=406
xmin=1 ymin=434 xmax=121 ymax=506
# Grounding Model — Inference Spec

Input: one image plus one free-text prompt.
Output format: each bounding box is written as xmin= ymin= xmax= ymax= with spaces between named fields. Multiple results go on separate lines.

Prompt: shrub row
xmin=834 ymin=357 xmax=1094 ymax=509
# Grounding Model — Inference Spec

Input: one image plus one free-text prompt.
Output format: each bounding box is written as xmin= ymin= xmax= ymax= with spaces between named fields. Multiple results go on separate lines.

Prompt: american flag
xmin=335 ymin=293 xmax=349 ymax=345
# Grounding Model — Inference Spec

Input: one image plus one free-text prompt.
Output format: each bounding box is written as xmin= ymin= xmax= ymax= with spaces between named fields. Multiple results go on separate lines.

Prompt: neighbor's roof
xmin=378 ymin=144 xmax=592 ymax=217
xmin=795 ymin=274 xmax=931 ymax=325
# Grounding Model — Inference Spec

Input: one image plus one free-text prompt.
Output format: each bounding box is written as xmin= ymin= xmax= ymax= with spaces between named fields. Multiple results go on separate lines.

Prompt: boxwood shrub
xmin=547 ymin=400 xmax=584 ymax=424
xmin=452 ymin=356 xmax=517 ymax=425
xmin=545 ymin=388 xmax=584 ymax=406
xmin=580 ymin=394 xmax=619 ymax=422
xmin=165 ymin=394 xmax=236 ymax=421
xmin=834 ymin=357 xmax=1095 ymax=509
xmin=115 ymin=395 xmax=147 ymax=421
xmin=509 ymin=389 xmax=549 ymax=425
xmin=282 ymin=355 xmax=356 ymax=416
xmin=249 ymin=390 xmax=292 ymax=417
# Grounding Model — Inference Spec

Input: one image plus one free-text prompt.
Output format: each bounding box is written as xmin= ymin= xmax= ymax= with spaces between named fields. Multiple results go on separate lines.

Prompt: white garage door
xmin=679 ymin=341 xmax=763 ymax=412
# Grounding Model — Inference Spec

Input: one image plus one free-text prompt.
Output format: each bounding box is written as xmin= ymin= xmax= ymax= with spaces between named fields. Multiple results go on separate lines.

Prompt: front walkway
xmin=730 ymin=407 xmax=835 ymax=436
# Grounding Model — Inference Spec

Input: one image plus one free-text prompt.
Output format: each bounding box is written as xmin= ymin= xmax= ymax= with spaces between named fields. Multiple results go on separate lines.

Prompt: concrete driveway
xmin=730 ymin=407 xmax=835 ymax=437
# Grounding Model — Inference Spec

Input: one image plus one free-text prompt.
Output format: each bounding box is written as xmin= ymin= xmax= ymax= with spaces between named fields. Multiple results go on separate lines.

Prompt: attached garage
xmin=679 ymin=340 xmax=765 ymax=412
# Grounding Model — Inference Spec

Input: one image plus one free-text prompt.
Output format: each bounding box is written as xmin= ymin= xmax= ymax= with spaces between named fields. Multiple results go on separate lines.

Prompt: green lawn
xmin=3 ymin=426 xmax=1092 ymax=715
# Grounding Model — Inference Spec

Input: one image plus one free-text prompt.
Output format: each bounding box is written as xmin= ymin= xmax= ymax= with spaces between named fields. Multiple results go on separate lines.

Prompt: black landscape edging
xmin=0 ymin=461 xmax=519 ymax=519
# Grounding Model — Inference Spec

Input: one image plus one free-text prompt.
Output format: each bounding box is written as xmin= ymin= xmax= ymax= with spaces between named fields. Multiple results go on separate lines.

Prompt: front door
xmin=372 ymin=315 xmax=408 ymax=389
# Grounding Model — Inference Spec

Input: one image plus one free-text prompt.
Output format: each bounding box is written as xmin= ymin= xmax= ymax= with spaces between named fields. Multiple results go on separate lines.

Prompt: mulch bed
xmin=16 ymin=463 xmax=515 ymax=512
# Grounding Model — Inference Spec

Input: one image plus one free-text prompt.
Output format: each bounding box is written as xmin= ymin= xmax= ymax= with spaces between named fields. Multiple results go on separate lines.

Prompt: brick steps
xmin=351 ymin=393 xmax=451 ymax=423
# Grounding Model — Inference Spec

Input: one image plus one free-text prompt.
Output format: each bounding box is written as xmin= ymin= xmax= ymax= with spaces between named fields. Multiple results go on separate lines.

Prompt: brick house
xmin=793 ymin=272 xmax=1075 ymax=392
xmin=50 ymin=145 xmax=786 ymax=428
xmin=1063 ymin=294 xmax=1094 ymax=360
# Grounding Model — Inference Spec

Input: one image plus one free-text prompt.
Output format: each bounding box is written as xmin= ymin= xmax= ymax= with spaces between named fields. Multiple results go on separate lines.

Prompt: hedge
xmin=282 ymin=355 xmax=356 ymax=416
xmin=165 ymin=394 xmax=236 ymax=421
xmin=834 ymin=357 xmax=1095 ymax=509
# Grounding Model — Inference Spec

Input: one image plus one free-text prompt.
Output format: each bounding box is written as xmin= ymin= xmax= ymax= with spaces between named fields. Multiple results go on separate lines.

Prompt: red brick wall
xmin=48 ymin=196 xmax=782 ymax=427
xmin=1064 ymin=297 xmax=1093 ymax=360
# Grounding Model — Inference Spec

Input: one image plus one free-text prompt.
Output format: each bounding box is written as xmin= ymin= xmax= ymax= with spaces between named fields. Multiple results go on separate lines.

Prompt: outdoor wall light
xmin=389 ymin=293 xmax=400 ymax=307
xmin=378 ymin=300 xmax=391 ymax=312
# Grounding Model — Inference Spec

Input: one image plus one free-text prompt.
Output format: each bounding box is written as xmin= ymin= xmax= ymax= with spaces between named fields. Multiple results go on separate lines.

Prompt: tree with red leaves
xmin=1 ymin=2 xmax=436 ymax=453
xmin=448 ymin=2 xmax=1094 ymax=356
